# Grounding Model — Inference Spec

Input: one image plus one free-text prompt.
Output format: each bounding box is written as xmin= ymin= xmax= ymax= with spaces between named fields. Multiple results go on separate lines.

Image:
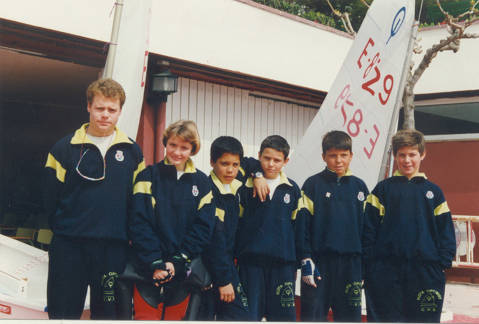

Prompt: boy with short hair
xmin=362 ymin=129 xmax=456 ymax=323
xmin=199 ymin=136 xmax=250 ymax=320
xmin=295 ymin=130 xmax=369 ymax=322
xmin=236 ymin=135 xmax=301 ymax=321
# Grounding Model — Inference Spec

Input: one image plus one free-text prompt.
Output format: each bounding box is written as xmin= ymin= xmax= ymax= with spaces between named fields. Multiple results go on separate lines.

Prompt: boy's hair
xmin=210 ymin=136 xmax=244 ymax=163
xmin=322 ymin=130 xmax=352 ymax=153
xmin=259 ymin=135 xmax=290 ymax=159
xmin=392 ymin=129 xmax=425 ymax=156
xmin=86 ymin=78 xmax=126 ymax=108
xmin=162 ymin=120 xmax=201 ymax=155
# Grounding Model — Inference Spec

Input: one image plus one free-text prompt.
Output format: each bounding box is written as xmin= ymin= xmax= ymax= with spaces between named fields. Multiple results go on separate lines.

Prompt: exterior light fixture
xmin=149 ymin=70 xmax=178 ymax=102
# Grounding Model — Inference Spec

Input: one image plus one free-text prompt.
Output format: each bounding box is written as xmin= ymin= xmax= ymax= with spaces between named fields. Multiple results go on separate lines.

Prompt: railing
xmin=452 ymin=215 xmax=479 ymax=269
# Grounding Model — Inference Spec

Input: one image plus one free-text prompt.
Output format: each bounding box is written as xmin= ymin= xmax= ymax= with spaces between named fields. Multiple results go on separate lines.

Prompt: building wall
xmin=164 ymin=77 xmax=318 ymax=173
xmin=421 ymin=139 xmax=479 ymax=282
xmin=413 ymin=22 xmax=479 ymax=94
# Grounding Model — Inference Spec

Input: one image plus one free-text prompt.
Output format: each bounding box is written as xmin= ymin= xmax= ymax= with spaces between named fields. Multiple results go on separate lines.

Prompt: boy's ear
xmin=210 ymin=160 xmax=215 ymax=168
xmin=258 ymin=151 xmax=261 ymax=159
xmin=284 ymin=157 xmax=290 ymax=165
xmin=420 ymin=151 xmax=426 ymax=160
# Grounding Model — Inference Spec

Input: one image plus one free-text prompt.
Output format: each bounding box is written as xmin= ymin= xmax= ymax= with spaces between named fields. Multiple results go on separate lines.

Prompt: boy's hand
xmin=218 ymin=283 xmax=235 ymax=303
xmin=301 ymin=258 xmax=321 ymax=288
xmin=253 ymin=176 xmax=269 ymax=202
xmin=152 ymin=269 xmax=172 ymax=286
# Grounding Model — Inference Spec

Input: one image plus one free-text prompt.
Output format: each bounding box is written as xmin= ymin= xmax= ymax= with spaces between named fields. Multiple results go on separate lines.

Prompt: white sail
xmin=286 ymin=0 xmax=415 ymax=190
xmin=108 ymin=0 xmax=152 ymax=140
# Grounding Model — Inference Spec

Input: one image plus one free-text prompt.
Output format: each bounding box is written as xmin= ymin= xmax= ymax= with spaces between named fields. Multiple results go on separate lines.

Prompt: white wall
xmin=414 ymin=22 xmax=479 ymax=94
xmin=1 ymin=0 xmax=351 ymax=93
xmin=151 ymin=0 xmax=352 ymax=93
xmin=165 ymin=78 xmax=318 ymax=173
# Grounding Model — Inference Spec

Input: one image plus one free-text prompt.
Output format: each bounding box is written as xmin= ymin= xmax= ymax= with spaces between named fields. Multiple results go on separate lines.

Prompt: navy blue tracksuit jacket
xmin=296 ymin=168 xmax=368 ymax=322
xmin=362 ymin=171 xmax=456 ymax=323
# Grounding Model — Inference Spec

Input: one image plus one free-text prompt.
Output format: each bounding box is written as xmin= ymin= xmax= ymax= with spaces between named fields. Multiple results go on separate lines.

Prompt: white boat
xmin=0 ymin=234 xmax=90 ymax=319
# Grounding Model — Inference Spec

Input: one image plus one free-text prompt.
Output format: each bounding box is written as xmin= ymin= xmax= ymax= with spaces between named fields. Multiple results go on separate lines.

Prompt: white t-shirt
xmin=222 ymin=183 xmax=232 ymax=194
xmin=87 ymin=131 xmax=116 ymax=158
xmin=266 ymin=176 xmax=281 ymax=199
xmin=177 ymin=170 xmax=185 ymax=180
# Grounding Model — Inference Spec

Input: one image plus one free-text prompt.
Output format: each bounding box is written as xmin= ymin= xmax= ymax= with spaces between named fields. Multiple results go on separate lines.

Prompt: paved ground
xmin=442 ymin=282 xmax=479 ymax=323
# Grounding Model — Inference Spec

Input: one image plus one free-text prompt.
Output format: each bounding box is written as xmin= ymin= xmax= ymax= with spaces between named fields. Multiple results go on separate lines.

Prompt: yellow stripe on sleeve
xmin=302 ymin=193 xmax=314 ymax=216
xmin=133 ymin=160 xmax=146 ymax=183
xmin=198 ymin=191 xmax=213 ymax=210
xmin=366 ymin=194 xmax=385 ymax=216
xmin=239 ymin=204 xmax=244 ymax=218
xmin=133 ymin=181 xmax=152 ymax=195
xmin=216 ymin=208 xmax=225 ymax=222
xmin=434 ymin=201 xmax=450 ymax=216
xmin=45 ymin=153 xmax=66 ymax=183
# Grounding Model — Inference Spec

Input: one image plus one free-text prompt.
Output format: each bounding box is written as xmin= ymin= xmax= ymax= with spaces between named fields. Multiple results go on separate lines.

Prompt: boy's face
xmin=322 ymin=148 xmax=353 ymax=177
xmin=394 ymin=145 xmax=425 ymax=179
xmin=258 ymin=148 xmax=289 ymax=179
xmin=211 ymin=153 xmax=241 ymax=184
xmin=165 ymin=135 xmax=193 ymax=170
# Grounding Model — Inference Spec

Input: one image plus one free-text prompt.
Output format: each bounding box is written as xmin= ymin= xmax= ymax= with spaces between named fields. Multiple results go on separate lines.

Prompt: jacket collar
xmin=246 ymin=171 xmax=292 ymax=188
xmin=70 ymin=123 xmax=132 ymax=146
xmin=210 ymin=171 xmax=243 ymax=195
xmin=393 ymin=170 xmax=427 ymax=180
xmin=164 ymin=158 xmax=196 ymax=173
xmin=323 ymin=167 xmax=352 ymax=180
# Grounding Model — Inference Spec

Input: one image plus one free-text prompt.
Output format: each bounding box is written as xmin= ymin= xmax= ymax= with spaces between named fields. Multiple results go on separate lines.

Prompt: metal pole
xmin=378 ymin=22 xmax=419 ymax=180
xmin=103 ymin=0 xmax=124 ymax=78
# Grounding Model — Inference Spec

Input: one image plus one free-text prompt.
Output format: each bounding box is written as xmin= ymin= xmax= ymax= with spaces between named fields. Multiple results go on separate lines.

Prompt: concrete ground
xmin=442 ymin=282 xmax=479 ymax=323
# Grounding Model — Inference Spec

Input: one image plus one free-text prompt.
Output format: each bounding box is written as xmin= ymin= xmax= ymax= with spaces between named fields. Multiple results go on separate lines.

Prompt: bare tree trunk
xmin=402 ymin=62 xmax=416 ymax=130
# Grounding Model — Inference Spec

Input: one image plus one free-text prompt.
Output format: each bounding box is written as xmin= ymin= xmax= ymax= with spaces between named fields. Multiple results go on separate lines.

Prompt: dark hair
xmin=210 ymin=136 xmax=244 ymax=162
xmin=322 ymin=130 xmax=352 ymax=153
xmin=392 ymin=129 xmax=425 ymax=156
xmin=259 ymin=135 xmax=290 ymax=159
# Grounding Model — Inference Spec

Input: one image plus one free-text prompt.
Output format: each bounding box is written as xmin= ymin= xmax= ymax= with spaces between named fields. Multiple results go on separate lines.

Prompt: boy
xmin=295 ymin=130 xmax=369 ymax=322
xmin=236 ymin=135 xmax=301 ymax=321
xmin=43 ymin=78 xmax=145 ymax=319
xmin=200 ymin=136 xmax=250 ymax=320
xmin=362 ymin=129 xmax=456 ymax=323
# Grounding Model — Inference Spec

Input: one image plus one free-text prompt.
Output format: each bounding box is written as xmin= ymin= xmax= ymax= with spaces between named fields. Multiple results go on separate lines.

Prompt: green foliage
xmin=420 ymin=0 xmax=472 ymax=24
xmin=254 ymin=0 xmax=336 ymax=28
xmin=252 ymin=0 xmax=476 ymax=33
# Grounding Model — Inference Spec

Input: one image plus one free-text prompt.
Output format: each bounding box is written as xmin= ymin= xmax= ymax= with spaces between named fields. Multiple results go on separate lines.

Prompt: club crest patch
xmin=325 ymin=192 xmax=331 ymax=198
xmin=357 ymin=191 xmax=365 ymax=201
xmin=426 ymin=191 xmax=434 ymax=199
xmin=192 ymin=185 xmax=199 ymax=197
xmin=115 ymin=150 xmax=124 ymax=162
xmin=284 ymin=193 xmax=290 ymax=204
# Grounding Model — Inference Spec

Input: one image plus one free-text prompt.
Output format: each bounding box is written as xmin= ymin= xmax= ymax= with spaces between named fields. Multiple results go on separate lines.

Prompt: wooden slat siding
xmin=163 ymin=77 xmax=317 ymax=173
xmin=196 ymin=80 xmax=206 ymax=169
xmin=189 ymin=79 xmax=198 ymax=122
xmin=226 ymin=87 xmax=235 ymax=136
xmin=170 ymin=79 xmax=182 ymax=123
xmin=280 ymin=101 xmax=287 ymax=139
xmin=241 ymin=89 xmax=250 ymax=154
xmin=246 ymin=93 xmax=256 ymax=159
xmin=180 ymin=78 xmax=190 ymax=120
xmin=234 ymin=88 xmax=242 ymax=140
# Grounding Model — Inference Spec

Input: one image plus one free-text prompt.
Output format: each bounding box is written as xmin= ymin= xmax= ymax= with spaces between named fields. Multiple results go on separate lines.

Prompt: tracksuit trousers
xmin=47 ymin=235 xmax=128 ymax=319
xmin=364 ymin=258 xmax=446 ymax=323
xmin=301 ymin=254 xmax=362 ymax=322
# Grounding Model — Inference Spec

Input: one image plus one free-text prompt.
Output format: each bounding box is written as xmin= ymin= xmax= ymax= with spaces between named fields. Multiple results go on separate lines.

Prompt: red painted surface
xmin=421 ymin=141 xmax=479 ymax=216
xmin=133 ymin=285 xmax=190 ymax=320
xmin=136 ymin=99 xmax=167 ymax=166
xmin=421 ymin=140 xmax=479 ymax=283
